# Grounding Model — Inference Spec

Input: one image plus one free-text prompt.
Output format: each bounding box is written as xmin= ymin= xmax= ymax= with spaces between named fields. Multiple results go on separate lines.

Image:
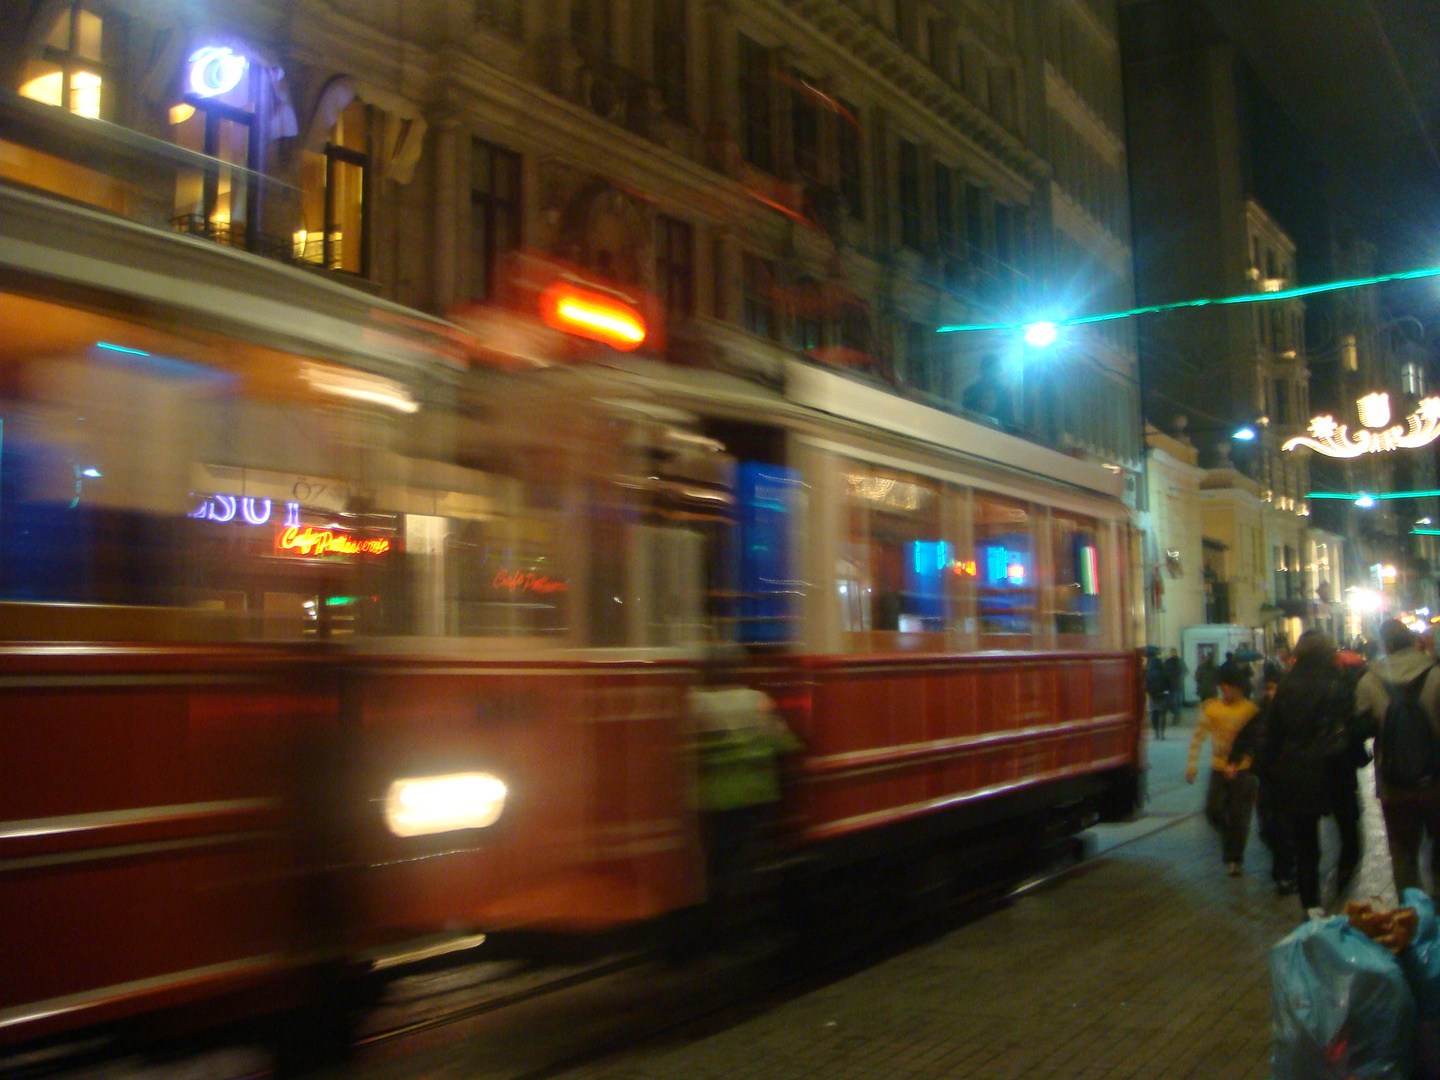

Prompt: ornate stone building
xmin=2 ymin=0 xmax=1140 ymax=479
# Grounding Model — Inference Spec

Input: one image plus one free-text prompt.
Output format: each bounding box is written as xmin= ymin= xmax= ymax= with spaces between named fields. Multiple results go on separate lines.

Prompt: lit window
xmin=18 ymin=3 xmax=108 ymax=120
xmin=299 ymin=99 xmax=370 ymax=273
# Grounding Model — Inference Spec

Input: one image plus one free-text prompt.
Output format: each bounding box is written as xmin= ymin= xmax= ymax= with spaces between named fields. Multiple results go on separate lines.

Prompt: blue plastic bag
xmin=1401 ymin=889 xmax=1440 ymax=1079
xmin=1403 ymin=888 xmax=1440 ymax=1018
xmin=1271 ymin=916 xmax=1416 ymax=1080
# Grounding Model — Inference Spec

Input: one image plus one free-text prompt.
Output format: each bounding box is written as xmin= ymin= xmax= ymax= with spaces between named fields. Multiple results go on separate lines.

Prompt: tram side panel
xmin=0 ymin=647 xmax=335 ymax=1046
xmin=782 ymin=652 xmax=1140 ymax=854
xmin=339 ymin=660 xmax=705 ymax=947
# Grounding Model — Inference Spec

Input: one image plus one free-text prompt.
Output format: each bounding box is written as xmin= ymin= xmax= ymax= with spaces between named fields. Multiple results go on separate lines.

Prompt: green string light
xmin=1308 ymin=490 xmax=1440 ymax=500
xmin=935 ymin=265 xmax=1440 ymax=335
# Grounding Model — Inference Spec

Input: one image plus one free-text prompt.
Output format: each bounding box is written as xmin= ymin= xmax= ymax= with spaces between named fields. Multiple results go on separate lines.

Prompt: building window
xmin=994 ymin=202 xmax=1013 ymax=285
xmin=837 ymin=99 xmax=863 ymax=219
xmin=298 ymin=98 xmax=369 ymax=273
xmin=898 ymin=138 xmax=921 ymax=249
xmin=170 ymin=63 xmax=256 ymax=248
xmin=742 ymin=254 xmax=777 ymax=341
xmin=904 ymin=320 xmax=944 ymax=398
xmin=470 ymin=139 xmax=522 ymax=300
xmin=475 ymin=0 xmax=522 ymax=37
xmin=19 ymin=3 xmax=109 ymax=120
xmin=739 ymin=35 xmax=773 ymax=172
xmin=792 ymin=279 xmax=823 ymax=354
xmin=653 ymin=1 xmax=687 ymax=121
xmin=935 ymin=163 xmax=964 ymax=286
xmin=965 ymin=182 xmax=989 ymax=274
xmin=656 ymin=214 xmax=694 ymax=317
xmin=570 ymin=0 xmax=612 ymax=59
xmin=791 ymin=70 xmax=821 ymax=183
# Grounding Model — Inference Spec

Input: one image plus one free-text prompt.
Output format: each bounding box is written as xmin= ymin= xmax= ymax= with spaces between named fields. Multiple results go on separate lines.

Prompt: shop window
xmin=656 ymin=214 xmax=694 ymax=317
xmin=839 ymin=464 xmax=945 ymax=640
xmin=742 ymin=254 xmax=777 ymax=341
xmin=19 ymin=3 xmax=109 ymax=120
xmin=1052 ymin=513 xmax=1101 ymax=639
xmin=973 ymin=493 xmax=1034 ymax=639
xmin=298 ymin=98 xmax=369 ymax=273
xmin=470 ymin=139 xmax=522 ymax=300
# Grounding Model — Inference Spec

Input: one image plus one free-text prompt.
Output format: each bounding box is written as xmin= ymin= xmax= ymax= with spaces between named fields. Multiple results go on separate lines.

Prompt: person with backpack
xmin=1355 ymin=618 xmax=1440 ymax=898
xmin=1257 ymin=630 xmax=1357 ymax=917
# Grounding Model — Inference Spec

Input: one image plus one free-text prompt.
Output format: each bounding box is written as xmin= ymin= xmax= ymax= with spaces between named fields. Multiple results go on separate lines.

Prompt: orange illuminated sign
xmin=539 ymin=282 xmax=646 ymax=351
xmin=277 ymin=525 xmax=391 ymax=557
xmin=951 ymin=560 xmax=978 ymax=577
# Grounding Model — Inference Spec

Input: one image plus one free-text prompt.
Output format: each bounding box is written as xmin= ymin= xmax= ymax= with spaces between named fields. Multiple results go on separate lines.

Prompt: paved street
xmin=553 ymin=711 xmax=1398 ymax=1080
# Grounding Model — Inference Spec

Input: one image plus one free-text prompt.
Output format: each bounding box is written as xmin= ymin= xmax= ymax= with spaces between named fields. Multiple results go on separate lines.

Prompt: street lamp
xmin=1023 ymin=321 xmax=1058 ymax=348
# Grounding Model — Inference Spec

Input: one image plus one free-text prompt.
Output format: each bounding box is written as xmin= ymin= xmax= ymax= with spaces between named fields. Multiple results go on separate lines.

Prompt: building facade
xmin=3 ymin=0 xmax=1140 ymax=470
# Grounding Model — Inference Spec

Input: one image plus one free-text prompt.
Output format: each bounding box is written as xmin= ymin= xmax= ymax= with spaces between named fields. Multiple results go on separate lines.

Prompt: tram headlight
xmin=384 ymin=772 xmax=507 ymax=837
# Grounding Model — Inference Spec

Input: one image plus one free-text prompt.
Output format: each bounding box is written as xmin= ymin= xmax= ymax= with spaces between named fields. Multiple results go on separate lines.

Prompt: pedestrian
xmin=1164 ymin=647 xmax=1188 ymax=731
xmin=1246 ymin=665 xmax=1296 ymax=895
xmin=688 ymin=653 xmax=802 ymax=944
xmin=1255 ymin=630 xmax=1355 ymax=917
xmin=1145 ymin=647 xmax=1168 ymax=739
xmin=1195 ymin=652 xmax=1218 ymax=704
xmin=1354 ymin=618 xmax=1440 ymax=899
xmin=1187 ymin=662 xmax=1260 ymax=876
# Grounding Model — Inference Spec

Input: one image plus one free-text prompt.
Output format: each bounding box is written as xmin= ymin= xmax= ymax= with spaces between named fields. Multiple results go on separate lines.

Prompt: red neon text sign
xmin=277 ymin=525 xmax=391 ymax=557
xmin=492 ymin=569 xmax=569 ymax=595
xmin=539 ymin=282 xmax=646 ymax=351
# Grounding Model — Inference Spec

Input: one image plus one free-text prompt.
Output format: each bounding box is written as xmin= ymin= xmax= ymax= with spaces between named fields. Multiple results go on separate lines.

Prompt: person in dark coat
xmin=1243 ymin=665 xmax=1295 ymax=895
xmin=1256 ymin=630 xmax=1353 ymax=917
xmin=1163 ymin=648 xmax=1188 ymax=730
xmin=1145 ymin=647 xmax=1168 ymax=739
xmin=1195 ymin=653 xmax=1218 ymax=704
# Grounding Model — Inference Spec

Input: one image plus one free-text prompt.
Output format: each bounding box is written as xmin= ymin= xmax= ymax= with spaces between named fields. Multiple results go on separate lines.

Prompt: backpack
xmin=1378 ymin=666 xmax=1440 ymax=790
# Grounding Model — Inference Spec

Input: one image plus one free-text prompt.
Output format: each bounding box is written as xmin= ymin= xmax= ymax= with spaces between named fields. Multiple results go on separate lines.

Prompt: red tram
xmin=0 ymin=260 xmax=1143 ymax=1049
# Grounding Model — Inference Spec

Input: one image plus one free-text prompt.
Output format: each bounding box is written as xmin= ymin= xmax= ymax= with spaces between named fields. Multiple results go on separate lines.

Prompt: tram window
xmin=1051 ymin=513 xmax=1101 ymax=640
xmin=842 ymin=464 xmax=944 ymax=639
xmin=972 ymin=493 xmax=1035 ymax=639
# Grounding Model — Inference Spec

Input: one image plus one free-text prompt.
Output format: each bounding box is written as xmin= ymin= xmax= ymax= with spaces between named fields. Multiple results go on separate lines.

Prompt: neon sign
xmin=950 ymin=560 xmax=978 ymax=577
xmin=188 ymin=47 xmax=248 ymax=98
xmin=277 ymin=526 xmax=391 ymax=557
xmin=492 ymin=569 xmax=569 ymax=594
xmin=539 ymin=282 xmax=646 ymax=351
xmin=1284 ymin=393 xmax=1440 ymax=457
xmin=190 ymin=495 xmax=295 ymax=526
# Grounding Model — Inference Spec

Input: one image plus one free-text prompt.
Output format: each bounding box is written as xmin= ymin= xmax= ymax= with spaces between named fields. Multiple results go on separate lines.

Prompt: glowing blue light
xmin=1356 ymin=495 xmax=1376 ymax=508
xmin=1233 ymin=427 xmax=1257 ymax=441
xmin=240 ymin=497 xmax=272 ymax=526
xmin=1023 ymin=321 xmax=1058 ymax=348
xmin=188 ymin=47 xmax=248 ymax=98
xmin=80 ymin=468 xmax=101 ymax=478
xmin=96 ymin=342 xmax=149 ymax=356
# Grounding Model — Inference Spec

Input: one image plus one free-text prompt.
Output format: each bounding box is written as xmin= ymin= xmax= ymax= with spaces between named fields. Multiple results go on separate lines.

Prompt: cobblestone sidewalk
xmin=560 ymin=722 xmax=1398 ymax=1080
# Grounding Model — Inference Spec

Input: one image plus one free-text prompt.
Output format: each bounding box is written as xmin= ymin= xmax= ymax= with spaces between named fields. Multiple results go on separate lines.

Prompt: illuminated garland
xmin=1283 ymin=394 xmax=1440 ymax=458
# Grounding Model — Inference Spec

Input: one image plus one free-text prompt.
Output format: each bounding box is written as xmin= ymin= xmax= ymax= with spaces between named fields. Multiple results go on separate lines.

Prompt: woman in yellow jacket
xmin=1186 ymin=663 xmax=1261 ymax=875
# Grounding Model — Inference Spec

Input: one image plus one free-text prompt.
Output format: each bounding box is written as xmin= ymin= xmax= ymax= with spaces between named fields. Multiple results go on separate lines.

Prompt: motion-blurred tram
xmin=0 ymin=251 xmax=1144 ymax=1052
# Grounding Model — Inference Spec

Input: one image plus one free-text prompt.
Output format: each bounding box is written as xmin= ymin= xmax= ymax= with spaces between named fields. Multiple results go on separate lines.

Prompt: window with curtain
xmin=298 ymin=98 xmax=369 ymax=273
xmin=653 ymin=1 xmax=688 ymax=120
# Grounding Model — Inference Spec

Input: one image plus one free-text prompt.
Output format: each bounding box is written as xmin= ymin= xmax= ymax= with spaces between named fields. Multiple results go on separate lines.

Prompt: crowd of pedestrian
xmin=1169 ymin=619 xmax=1440 ymax=922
